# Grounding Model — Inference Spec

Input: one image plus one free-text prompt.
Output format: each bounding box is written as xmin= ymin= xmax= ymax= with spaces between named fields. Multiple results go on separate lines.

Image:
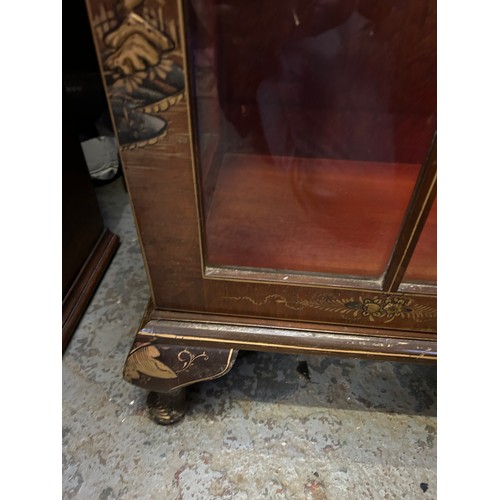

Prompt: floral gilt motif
xmin=346 ymin=297 xmax=414 ymax=322
xmin=299 ymin=295 xmax=435 ymax=323
xmin=225 ymin=294 xmax=435 ymax=324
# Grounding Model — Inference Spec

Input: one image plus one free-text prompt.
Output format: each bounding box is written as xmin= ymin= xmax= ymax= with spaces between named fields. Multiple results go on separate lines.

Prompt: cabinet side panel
xmin=85 ymin=0 xmax=204 ymax=303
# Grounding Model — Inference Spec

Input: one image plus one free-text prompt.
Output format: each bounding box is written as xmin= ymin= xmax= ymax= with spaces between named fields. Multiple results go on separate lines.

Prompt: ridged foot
xmin=146 ymin=389 xmax=186 ymax=425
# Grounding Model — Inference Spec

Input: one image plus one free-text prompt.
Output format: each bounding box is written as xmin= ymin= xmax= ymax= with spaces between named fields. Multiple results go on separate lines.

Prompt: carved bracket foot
xmin=123 ymin=337 xmax=238 ymax=424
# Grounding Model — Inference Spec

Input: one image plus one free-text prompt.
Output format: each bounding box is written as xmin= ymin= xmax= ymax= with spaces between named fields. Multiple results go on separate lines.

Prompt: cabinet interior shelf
xmin=205 ymin=153 xmax=436 ymax=283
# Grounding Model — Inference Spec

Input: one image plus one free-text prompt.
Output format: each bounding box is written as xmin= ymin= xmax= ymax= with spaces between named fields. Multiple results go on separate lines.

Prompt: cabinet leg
xmin=123 ymin=339 xmax=238 ymax=425
xmin=147 ymin=389 xmax=186 ymax=425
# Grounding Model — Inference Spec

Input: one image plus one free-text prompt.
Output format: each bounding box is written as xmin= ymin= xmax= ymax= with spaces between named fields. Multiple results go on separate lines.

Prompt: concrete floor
xmin=62 ymin=176 xmax=437 ymax=499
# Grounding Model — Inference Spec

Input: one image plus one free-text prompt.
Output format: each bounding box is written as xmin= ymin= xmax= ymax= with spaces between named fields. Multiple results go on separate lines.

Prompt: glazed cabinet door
xmin=186 ymin=0 xmax=436 ymax=286
xmin=85 ymin=0 xmax=436 ymax=334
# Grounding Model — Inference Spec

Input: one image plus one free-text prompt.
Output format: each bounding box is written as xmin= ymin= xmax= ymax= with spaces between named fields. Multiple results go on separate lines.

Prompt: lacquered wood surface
xmin=151 ymin=309 xmax=437 ymax=342
xmin=206 ymin=153 xmax=420 ymax=277
xmin=139 ymin=316 xmax=437 ymax=363
xmin=86 ymin=0 xmax=436 ymax=334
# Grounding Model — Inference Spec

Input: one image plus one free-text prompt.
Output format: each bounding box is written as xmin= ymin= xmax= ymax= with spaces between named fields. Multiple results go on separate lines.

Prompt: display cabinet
xmin=86 ymin=0 xmax=436 ymax=423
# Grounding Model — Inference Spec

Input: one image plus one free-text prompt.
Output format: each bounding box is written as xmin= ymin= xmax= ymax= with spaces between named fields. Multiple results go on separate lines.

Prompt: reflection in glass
xmin=185 ymin=0 xmax=436 ymax=279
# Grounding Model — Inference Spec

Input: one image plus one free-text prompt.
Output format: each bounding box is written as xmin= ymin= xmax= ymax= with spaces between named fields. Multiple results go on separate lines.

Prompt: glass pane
xmin=185 ymin=0 xmax=436 ymax=279
xmin=402 ymin=198 xmax=437 ymax=285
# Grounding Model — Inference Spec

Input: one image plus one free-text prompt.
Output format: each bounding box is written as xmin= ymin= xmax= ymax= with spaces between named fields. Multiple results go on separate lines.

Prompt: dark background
xmin=63 ymin=0 xmax=109 ymax=140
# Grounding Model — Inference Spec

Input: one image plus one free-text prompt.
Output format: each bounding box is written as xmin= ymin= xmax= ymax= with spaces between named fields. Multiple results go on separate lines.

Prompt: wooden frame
xmin=85 ymin=0 xmax=436 ymax=423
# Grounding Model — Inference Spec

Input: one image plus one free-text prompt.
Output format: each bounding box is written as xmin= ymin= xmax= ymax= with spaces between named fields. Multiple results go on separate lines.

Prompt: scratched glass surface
xmin=185 ymin=0 xmax=436 ymax=280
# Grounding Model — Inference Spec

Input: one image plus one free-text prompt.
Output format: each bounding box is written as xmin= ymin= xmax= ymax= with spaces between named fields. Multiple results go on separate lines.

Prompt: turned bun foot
xmin=147 ymin=389 xmax=186 ymax=425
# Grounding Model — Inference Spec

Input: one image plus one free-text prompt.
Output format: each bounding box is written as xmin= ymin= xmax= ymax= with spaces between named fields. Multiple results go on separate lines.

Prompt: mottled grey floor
xmin=62 ymin=176 xmax=437 ymax=499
